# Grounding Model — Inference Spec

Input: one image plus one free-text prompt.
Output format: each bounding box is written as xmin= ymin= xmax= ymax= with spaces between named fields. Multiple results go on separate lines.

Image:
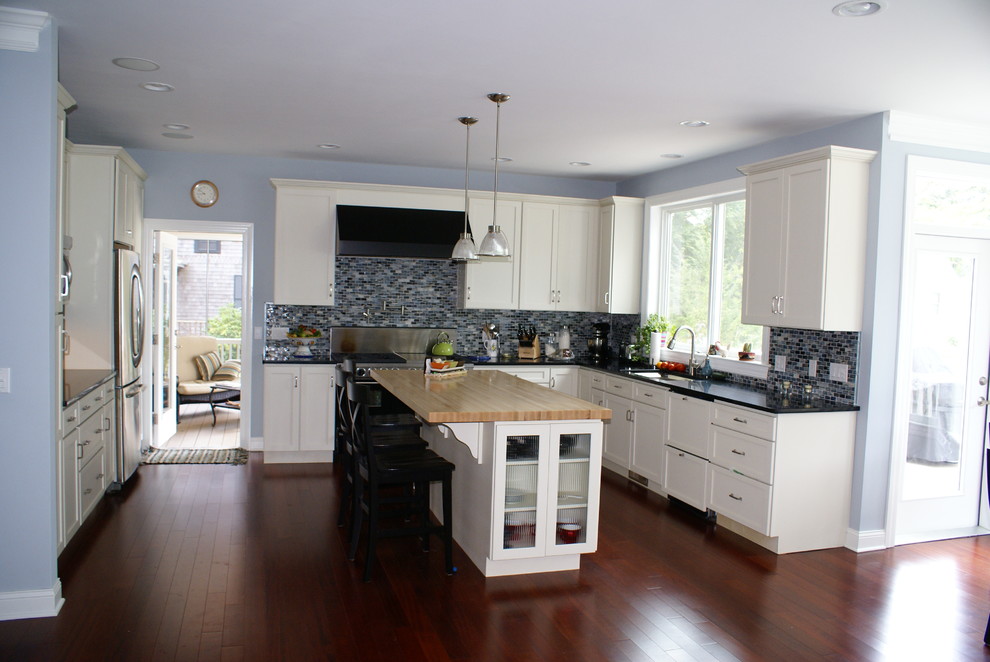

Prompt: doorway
xmin=890 ymin=156 xmax=990 ymax=545
xmin=143 ymin=220 xmax=253 ymax=452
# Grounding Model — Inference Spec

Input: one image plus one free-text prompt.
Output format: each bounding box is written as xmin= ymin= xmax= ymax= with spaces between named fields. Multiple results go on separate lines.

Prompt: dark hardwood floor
xmin=2 ymin=453 xmax=989 ymax=661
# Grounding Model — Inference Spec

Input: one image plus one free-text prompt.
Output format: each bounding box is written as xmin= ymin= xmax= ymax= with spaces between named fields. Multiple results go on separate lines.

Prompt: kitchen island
xmin=372 ymin=369 xmax=611 ymax=577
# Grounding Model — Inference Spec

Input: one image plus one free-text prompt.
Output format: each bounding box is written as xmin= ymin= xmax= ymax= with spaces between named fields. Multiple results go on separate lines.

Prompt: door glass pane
xmin=504 ymin=435 xmax=539 ymax=550
xmin=668 ymin=206 xmax=712 ymax=347
xmin=161 ymin=248 xmax=173 ymax=410
xmin=556 ymin=433 xmax=590 ymax=545
xmin=903 ymin=251 xmax=974 ymax=500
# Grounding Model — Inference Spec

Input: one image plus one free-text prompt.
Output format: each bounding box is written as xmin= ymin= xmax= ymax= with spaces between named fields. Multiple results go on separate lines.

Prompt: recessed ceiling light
xmin=112 ymin=57 xmax=160 ymax=72
xmin=162 ymin=132 xmax=193 ymax=139
xmin=492 ymin=157 xmax=512 ymax=163
xmin=679 ymin=120 xmax=710 ymax=128
xmin=163 ymin=123 xmax=189 ymax=131
xmin=661 ymin=153 xmax=684 ymax=159
xmin=832 ymin=1 xmax=884 ymax=17
xmin=316 ymin=143 xmax=341 ymax=150
xmin=141 ymin=82 xmax=174 ymax=92
xmin=569 ymin=161 xmax=592 ymax=167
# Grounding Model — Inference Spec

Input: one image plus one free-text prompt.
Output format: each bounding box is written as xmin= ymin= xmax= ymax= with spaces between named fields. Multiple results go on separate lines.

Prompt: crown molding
xmin=888 ymin=111 xmax=990 ymax=154
xmin=0 ymin=7 xmax=49 ymax=52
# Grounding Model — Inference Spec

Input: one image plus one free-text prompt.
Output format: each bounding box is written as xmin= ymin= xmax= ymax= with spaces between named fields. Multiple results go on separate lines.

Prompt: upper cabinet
xmin=738 ymin=146 xmax=876 ymax=331
xmin=113 ymin=155 xmax=146 ymax=249
xmin=518 ymin=201 xmax=598 ymax=311
xmin=596 ymin=197 xmax=644 ymax=315
xmin=461 ymin=196 xmax=522 ymax=310
xmin=272 ymin=181 xmax=337 ymax=306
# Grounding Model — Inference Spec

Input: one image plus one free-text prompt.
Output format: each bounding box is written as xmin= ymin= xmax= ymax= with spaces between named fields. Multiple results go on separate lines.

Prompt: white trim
xmin=888 ymin=111 xmax=990 ymax=154
xmin=643 ymin=177 xmax=745 ymax=209
xmin=0 ymin=581 xmax=63 ymax=621
xmin=845 ymin=528 xmax=887 ymax=553
xmin=143 ymin=219 xmax=254 ymax=452
xmin=0 ymin=7 xmax=49 ymax=52
xmin=248 ymin=435 xmax=264 ymax=452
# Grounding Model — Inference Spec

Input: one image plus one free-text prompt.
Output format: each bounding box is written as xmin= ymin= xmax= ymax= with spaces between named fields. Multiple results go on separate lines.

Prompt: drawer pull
xmin=678 ymin=452 xmax=685 ymax=457
xmin=96 ymin=473 xmax=104 ymax=480
xmin=95 ymin=395 xmax=104 ymax=402
xmin=643 ymin=392 xmax=653 ymax=398
xmin=729 ymin=493 xmax=743 ymax=501
xmin=731 ymin=449 xmax=746 ymax=456
xmin=83 ymin=488 xmax=93 ymax=495
xmin=732 ymin=417 xmax=747 ymax=424
xmin=67 ymin=415 xmax=76 ymax=423
xmin=82 ymin=405 xmax=92 ymax=411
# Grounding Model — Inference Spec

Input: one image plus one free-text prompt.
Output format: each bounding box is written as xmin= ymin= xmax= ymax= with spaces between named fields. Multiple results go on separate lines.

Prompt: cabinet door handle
xmin=550 ymin=377 xmax=556 ymax=388
xmin=777 ymin=296 xmax=784 ymax=315
xmin=731 ymin=449 xmax=746 ymax=456
xmin=604 ymin=291 xmax=610 ymax=306
xmin=678 ymin=452 xmax=685 ymax=457
xmin=294 ymin=375 xmax=299 ymax=388
xmin=83 ymin=488 xmax=93 ymax=496
xmin=96 ymin=473 xmax=104 ymax=480
xmin=329 ymin=282 xmax=335 ymax=298
xmin=94 ymin=426 xmax=102 ymax=434
xmin=77 ymin=444 xmax=84 ymax=460
xmin=467 ymin=286 xmax=472 ymax=300
xmin=732 ymin=417 xmax=747 ymax=424
xmin=104 ymin=417 xmax=111 ymax=432
xmin=628 ymin=410 xmax=634 ymax=422
xmin=82 ymin=404 xmax=92 ymax=412
xmin=729 ymin=493 xmax=743 ymax=501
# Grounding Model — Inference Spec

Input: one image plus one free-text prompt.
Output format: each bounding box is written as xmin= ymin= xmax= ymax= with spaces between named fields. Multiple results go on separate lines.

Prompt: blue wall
xmin=0 ymin=20 xmax=61 ymax=610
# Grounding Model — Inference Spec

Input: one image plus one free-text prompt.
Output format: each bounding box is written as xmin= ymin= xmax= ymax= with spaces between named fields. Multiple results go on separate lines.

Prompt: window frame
xmin=644 ymin=178 xmax=769 ymax=379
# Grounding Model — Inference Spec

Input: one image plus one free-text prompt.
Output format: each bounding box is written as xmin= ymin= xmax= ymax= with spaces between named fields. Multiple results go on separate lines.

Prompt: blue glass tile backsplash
xmin=265 ymin=256 xmax=859 ymax=404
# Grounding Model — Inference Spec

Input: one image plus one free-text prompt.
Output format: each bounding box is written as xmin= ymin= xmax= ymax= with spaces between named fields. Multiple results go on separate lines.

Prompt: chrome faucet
xmin=667 ymin=326 xmax=698 ymax=376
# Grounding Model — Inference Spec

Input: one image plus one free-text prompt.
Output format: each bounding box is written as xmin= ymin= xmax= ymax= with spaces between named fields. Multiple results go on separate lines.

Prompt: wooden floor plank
xmin=2 ymin=457 xmax=988 ymax=661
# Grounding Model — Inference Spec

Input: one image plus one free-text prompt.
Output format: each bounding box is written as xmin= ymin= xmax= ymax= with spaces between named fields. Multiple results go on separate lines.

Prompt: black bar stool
xmin=345 ymin=376 xmax=455 ymax=582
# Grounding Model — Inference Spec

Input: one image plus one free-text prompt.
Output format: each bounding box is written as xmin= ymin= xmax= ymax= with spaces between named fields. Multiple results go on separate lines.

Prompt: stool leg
xmin=363 ymin=486 xmax=379 ymax=582
xmin=336 ymin=448 xmax=352 ymax=528
xmin=348 ymin=472 xmax=363 ymax=562
xmin=442 ymin=474 xmax=454 ymax=575
xmin=419 ymin=480 xmax=431 ymax=552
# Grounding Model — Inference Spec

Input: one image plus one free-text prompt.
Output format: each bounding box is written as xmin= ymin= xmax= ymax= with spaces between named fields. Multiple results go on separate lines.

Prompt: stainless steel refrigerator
xmin=114 ymin=248 xmax=146 ymax=485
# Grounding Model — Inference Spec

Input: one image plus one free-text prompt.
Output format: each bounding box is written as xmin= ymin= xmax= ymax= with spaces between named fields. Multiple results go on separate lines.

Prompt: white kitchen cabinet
xmin=518 ymin=201 xmax=598 ymax=311
xmin=58 ymin=376 xmax=115 ymax=552
xmin=596 ymin=196 xmax=644 ymax=315
xmin=578 ymin=369 xmax=606 ymax=403
xmin=492 ymin=422 xmax=602 ymax=560
xmin=663 ymin=393 xmax=713 ymax=508
xmin=548 ymin=366 xmax=579 ymax=396
xmin=629 ymin=382 xmax=668 ymax=486
xmin=705 ymin=402 xmax=857 ymax=554
xmin=113 ymin=155 xmax=145 ymax=249
xmin=476 ymin=365 xmax=577 ymax=396
xmin=738 ymin=145 xmax=876 ymax=331
xmin=663 ymin=446 xmax=709 ymax=511
xmin=461 ymin=196 xmax=522 ymax=310
xmin=272 ymin=183 xmax=337 ymax=306
xmin=263 ymin=364 xmax=335 ymax=462
xmin=666 ymin=393 xmax=712 ymax=458
xmin=65 ymin=145 xmax=145 ymax=371
xmin=602 ymin=376 xmax=634 ymax=469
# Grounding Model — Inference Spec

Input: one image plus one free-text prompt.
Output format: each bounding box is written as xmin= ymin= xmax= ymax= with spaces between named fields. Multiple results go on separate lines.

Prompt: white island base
xmin=421 ymin=419 xmax=603 ymax=578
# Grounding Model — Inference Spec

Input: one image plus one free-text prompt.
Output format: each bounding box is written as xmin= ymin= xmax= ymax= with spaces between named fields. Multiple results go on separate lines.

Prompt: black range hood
xmin=336 ymin=205 xmax=465 ymax=259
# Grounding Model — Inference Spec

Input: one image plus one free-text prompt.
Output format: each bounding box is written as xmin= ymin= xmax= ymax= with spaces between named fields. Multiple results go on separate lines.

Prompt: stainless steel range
xmin=330 ymin=327 xmax=457 ymax=381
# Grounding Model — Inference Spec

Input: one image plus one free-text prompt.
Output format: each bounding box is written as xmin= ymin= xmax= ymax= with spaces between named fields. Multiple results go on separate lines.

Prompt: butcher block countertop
xmin=371 ymin=369 xmax=612 ymax=424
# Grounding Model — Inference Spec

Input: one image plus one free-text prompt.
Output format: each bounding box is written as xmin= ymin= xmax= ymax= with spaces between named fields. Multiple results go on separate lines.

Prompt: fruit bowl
xmin=289 ymin=337 xmax=317 ymax=357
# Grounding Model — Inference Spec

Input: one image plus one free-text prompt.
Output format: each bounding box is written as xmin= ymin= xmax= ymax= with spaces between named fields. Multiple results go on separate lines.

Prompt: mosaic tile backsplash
xmin=265 ymin=256 xmax=859 ymax=404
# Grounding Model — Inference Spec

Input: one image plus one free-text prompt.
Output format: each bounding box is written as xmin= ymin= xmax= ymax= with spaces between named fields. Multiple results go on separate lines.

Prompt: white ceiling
xmin=18 ymin=0 xmax=990 ymax=181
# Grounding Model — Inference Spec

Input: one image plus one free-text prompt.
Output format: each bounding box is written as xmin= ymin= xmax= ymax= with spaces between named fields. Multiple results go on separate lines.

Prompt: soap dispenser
xmin=699 ymin=357 xmax=713 ymax=378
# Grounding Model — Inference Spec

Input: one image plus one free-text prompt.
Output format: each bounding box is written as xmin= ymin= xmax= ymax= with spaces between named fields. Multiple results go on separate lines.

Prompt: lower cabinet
xmin=663 ymin=446 xmax=709 ymax=511
xmin=477 ymin=365 xmax=579 ymax=397
xmin=263 ymin=364 xmax=335 ymax=462
xmin=629 ymin=382 xmax=668 ymax=486
xmin=492 ymin=421 xmax=602 ymax=560
xmin=58 ymin=376 xmax=115 ymax=552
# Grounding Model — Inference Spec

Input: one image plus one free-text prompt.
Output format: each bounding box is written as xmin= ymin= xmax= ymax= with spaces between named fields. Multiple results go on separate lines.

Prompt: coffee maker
xmin=587 ymin=322 xmax=610 ymax=361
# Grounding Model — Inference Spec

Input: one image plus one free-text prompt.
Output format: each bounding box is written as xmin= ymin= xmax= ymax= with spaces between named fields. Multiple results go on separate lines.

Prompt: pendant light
xmin=477 ymin=93 xmax=512 ymax=257
xmin=451 ymin=116 xmax=480 ymax=262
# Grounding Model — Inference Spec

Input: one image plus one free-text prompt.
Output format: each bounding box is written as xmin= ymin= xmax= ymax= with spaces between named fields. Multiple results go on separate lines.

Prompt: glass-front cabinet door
xmin=547 ymin=423 xmax=602 ymax=555
xmin=492 ymin=422 xmax=603 ymax=560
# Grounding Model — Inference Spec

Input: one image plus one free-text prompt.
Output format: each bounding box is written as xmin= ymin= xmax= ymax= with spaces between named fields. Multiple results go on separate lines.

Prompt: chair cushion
xmin=212 ymin=359 xmax=241 ymax=382
xmin=194 ymin=351 xmax=223 ymax=380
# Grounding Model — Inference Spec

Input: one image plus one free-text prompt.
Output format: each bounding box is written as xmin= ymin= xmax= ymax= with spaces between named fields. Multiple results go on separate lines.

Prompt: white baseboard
xmin=248 ymin=436 xmax=264 ymax=452
xmin=0 ymin=580 xmax=64 ymax=621
xmin=846 ymin=528 xmax=887 ymax=552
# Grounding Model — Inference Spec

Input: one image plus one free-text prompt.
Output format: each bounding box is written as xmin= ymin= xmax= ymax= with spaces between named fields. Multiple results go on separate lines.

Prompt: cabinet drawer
xmin=605 ymin=376 xmax=634 ymax=397
xmin=667 ymin=395 xmax=711 ymax=458
xmin=632 ymin=382 xmax=668 ymax=408
xmin=77 ymin=414 xmax=108 ymax=466
xmin=712 ymin=403 xmax=776 ymax=441
xmin=663 ymin=445 xmax=708 ymax=511
xmin=708 ymin=464 xmax=772 ymax=535
xmin=79 ymin=447 xmax=107 ymax=517
xmin=62 ymin=402 xmax=80 ymax=432
xmin=710 ymin=427 xmax=775 ymax=484
xmin=499 ymin=367 xmax=551 ymax=384
xmin=586 ymin=371 xmax=606 ymax=390
xmin=77 ymin=387 xmax=104 ymax=423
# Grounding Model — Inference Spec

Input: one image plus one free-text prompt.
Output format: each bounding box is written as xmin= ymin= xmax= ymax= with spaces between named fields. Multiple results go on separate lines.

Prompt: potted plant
xmin=634 ymin=314 xmax=670 ymax=362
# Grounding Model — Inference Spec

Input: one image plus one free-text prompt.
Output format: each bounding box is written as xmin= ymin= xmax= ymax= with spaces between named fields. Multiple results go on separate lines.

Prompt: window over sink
xmin=645 ymin=180 xmax=766 ymax=368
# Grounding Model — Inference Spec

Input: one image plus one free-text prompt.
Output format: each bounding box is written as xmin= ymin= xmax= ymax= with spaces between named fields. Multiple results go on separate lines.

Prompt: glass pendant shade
xmin=478 ymin=225 xmax=510 ymax=256
xmin=451 ymin=116 xmax=479 ymax=262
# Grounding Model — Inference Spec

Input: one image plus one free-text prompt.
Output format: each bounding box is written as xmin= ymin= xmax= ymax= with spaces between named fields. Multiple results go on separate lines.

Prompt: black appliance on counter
xmin=588 ymin=322 xmax=610 ymax=361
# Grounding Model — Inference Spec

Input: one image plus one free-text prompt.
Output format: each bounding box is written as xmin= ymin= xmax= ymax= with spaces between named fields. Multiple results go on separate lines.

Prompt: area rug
xmin=142 ymin=447 xmax=249 ymax=465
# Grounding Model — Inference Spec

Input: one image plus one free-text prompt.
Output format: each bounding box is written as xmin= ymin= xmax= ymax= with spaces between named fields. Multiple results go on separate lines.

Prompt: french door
xmin=893 ymin=234 xmax=990 ymax=542
xmin=151 ymin=231 xmax=178 ymax=446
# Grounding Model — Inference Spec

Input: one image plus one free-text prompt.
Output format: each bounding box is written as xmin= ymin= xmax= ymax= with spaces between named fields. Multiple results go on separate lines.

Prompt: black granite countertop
xmin=262 ymin=353 xmax=858 ymax=415
xmin=63 ymin=369 xmax=116 ymax=406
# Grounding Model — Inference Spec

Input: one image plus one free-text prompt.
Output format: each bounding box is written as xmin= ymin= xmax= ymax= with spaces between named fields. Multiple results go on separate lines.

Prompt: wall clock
xmin=191 ymin=180 xmax=219 ymax=208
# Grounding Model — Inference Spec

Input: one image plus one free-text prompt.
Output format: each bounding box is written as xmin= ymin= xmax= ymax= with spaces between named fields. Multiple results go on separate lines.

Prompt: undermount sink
xmin=629 ymin=370 xmax=697 ymax=382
